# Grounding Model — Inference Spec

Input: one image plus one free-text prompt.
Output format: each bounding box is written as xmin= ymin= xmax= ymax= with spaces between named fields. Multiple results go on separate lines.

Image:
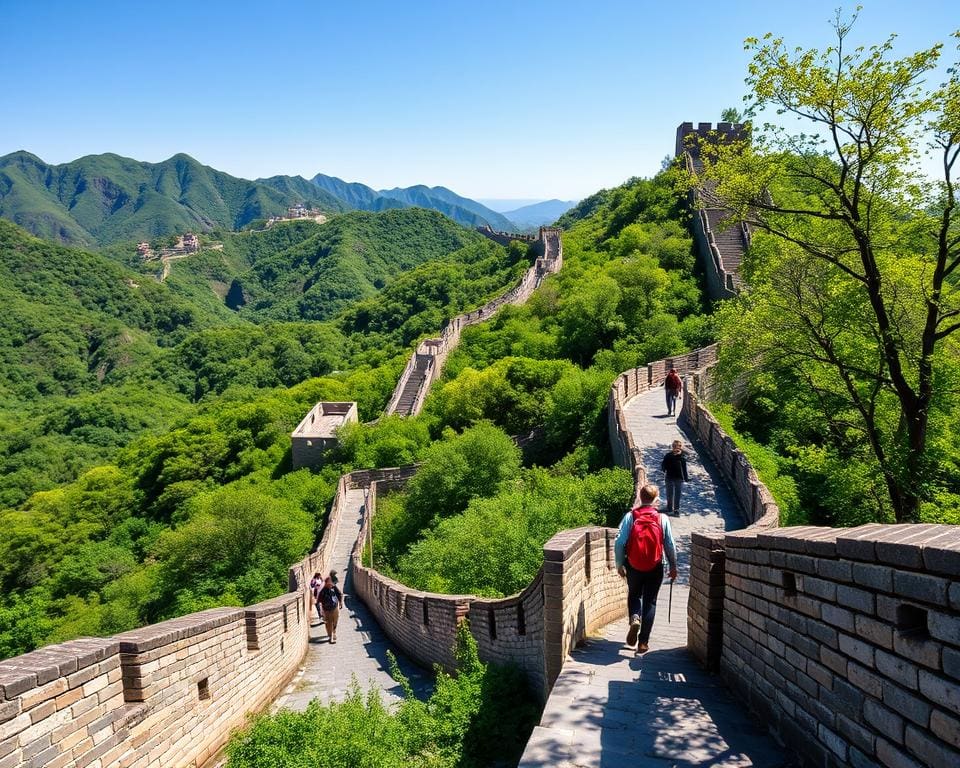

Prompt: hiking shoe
xmin=637 ymin=642 xmax=649 ymax=654
xmin=626 ymin=615 xmax=641 ymax=647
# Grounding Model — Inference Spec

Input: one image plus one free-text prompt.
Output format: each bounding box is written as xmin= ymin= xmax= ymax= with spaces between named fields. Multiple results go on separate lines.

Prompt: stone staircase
xmin=393 ymin=355 xmax=431 ymax=417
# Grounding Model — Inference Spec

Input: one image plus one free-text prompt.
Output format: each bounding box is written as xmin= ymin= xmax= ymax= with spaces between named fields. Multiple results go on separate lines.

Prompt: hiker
xmin=660 ymin=440 xmax=690 ymax=516
xmin=664 ymin=368 xmax=683 ymax=416
xmin=329 ymin=569 xmax=339 ymax=587
xmin=614 ymin=483 xmax=678 ymax=653
xmin=309 ymin=572 xmax=323 ymax=625
xmin=318 ymin=575 xmax=343 ymax=644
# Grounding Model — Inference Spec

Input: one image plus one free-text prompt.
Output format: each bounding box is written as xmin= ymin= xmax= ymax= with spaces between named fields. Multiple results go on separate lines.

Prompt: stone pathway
xmin=275 ymin=488 xmax=430 ymax=711
xmin=519 ymin=389 xmax=791 ymax=767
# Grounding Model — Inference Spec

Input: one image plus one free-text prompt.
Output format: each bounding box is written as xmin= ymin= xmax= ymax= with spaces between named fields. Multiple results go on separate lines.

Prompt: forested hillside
xmin=0 ymin=209 xmax=534 ymax=657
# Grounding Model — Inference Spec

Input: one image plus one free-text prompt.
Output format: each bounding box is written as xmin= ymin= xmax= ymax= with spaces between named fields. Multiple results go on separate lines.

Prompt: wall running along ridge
xmin=348 ymin=346 xmax=718 ymax=701
xmin=676 ymin=121 xmax=750 ymax=299
xmin=385 ymin=226 xmax=562 ymax=417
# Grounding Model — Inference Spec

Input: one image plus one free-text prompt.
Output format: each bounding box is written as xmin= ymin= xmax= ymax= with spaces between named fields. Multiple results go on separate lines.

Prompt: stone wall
xmin=721 ymin=525 xmax=960 ymax=768
xmin=385 ymin=226 xmax=563 ymax=417
xmin=0 ymin=467 xmax=393 ymax=768
xmin=680 ymin=360 xmax=960 ymax=768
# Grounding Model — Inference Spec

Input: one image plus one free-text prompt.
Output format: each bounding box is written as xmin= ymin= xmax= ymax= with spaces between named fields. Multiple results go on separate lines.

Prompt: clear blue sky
xmin=1 ymin=1 xmax=953 ymax=200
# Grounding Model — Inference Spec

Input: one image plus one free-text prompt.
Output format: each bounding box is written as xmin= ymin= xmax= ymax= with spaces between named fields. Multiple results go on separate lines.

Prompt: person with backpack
xmin=318 ymin=575 xmax=344 ymax=644
xmin=664 ymin=368 xmax=683 ymax=416
xmin=614 ymin=483 xmax=678 ymax=653
xmin=660 ymin=440 xmax=690 ymax=516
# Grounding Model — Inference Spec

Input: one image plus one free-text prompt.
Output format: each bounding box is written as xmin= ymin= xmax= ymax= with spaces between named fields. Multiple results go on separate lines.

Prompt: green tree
xmin=700 ymin=16 xmax=960 ymax=521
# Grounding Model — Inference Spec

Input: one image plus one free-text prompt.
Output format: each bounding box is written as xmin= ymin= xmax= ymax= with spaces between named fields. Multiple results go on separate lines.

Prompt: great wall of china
xmin=1 ymin=126 xmax=957 ymax=768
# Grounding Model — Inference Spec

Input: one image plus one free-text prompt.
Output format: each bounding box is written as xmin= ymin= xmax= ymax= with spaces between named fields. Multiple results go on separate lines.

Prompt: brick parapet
xmin=719 ymin=524 xmax=960 ymax=767
xmin=0 ymin=464 xmax=396 ymax=768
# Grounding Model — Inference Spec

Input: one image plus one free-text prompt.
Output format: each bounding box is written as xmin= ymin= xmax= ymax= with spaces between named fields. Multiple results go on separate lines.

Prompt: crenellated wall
xmin=0 ymin=467 xmax=407 ymax=768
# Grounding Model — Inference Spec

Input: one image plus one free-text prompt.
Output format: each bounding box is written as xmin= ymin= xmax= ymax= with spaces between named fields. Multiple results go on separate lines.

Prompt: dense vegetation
xmin=367 ymin=172 xmax=713 ymax=595
xmin=226 ymin=626 xmax=538 ymax=768
xmin=0 ymin=212 xmax=533 ymax=658
xmin=695 ymin=18 xmax=960 ymax=527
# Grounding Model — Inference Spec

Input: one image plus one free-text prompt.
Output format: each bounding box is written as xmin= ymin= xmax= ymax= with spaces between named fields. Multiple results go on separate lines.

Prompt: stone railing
xmin=0 ymin=467 xmax=405 ymax=768
xmin=385 ymin=226 xmax=562 ymax=417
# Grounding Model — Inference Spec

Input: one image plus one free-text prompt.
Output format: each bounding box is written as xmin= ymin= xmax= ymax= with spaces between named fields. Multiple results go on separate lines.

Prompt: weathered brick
xmin=877 ymin=737 xmax=925 ymax=768
xmin=876 ymin=649 xmax=920 ymax=689
xmin=849 ymin=661 xmax=884 ymax=698
xmin=944 ymin=647 xmax=960 ymax=682
xmin=930 ymin=709 xmax=960 ymax=750
xmin=837 ymin=584 xmax=876 ymax=614
xmin=893 ymin=571 xmax=949 ymax=606
xmin=865 ymin=700 xmax=905 ymax=744
xmin=893 ymin=634 xmax=941 ymax=670
xmin=918 ymin=669 xmax=960 ymax=714
xmin=837 ymin=713 xmax=876 ymax=755
xmin=839 ymin=634 xmax=876 ymax=666
xmin=904 ymin=724 xmax=959 ymax=767
xmin=822 ymin=604 xmax=856 ymax=632
xmin=882 ymin=680 xmax=931 ymax=727
xmin=853 ymin=562 xmax=894 ymax=592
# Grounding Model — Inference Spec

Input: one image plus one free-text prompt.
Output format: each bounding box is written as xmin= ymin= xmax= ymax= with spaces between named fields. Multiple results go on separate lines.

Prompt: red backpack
xmin=626 ymin=506 xmax=663 ymax=571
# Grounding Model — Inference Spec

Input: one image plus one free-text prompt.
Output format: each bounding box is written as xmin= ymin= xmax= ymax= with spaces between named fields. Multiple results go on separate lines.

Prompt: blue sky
xmin=1 ymin=1 xmax=954 ymax=199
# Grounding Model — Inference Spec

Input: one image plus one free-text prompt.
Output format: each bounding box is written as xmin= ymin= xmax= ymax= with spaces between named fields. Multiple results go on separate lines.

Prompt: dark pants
xmin=666 ymin=389 xmax=679 ymax=415
xmin=665 ymin=477 xmax=684 ymax=515
xmin=626 ymin=561 xmax=664 ymax=644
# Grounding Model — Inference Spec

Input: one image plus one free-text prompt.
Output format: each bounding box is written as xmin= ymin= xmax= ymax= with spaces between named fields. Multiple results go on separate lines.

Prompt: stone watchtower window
xmin=782 ymin=571 xmax=797 ymax=597
xmin=197 ymin=677 xmax=210 ymax=701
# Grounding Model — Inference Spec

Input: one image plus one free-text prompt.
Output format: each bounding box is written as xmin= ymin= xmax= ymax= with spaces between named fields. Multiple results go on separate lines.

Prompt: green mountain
xmin=0 ymin=151 xmax=344 ymax=247
xmin=207 ymin=208 xmax=491 ymax=321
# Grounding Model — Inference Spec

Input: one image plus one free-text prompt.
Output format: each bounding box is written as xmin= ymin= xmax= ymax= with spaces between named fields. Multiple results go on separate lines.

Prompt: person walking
xmin=664 ymin=368 xmax=683 ymax=416
xmin=661 ymin=440 xmax=690 ymax=516
xmin=614 ymin=484 xmax=678 ymax=653
xmin=317 ymin=575 xmax=343 ymax=644
xmin=309 ymin=572 xmax=323 ymax=625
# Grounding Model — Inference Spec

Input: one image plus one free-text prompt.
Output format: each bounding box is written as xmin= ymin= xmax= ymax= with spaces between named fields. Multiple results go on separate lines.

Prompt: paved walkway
xmin=520 ymin=389 xmax=791 ymax=767
xmin=275 ymin=488 xmax=430 ymax=711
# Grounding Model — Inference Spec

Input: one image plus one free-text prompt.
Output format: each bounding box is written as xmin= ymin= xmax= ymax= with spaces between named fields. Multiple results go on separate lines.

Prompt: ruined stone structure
xmin=676 ymin=121 xmax=751 ymax=299
xmin=385 ymin=226 xmax=562 ymax=417
xmin=290 ymin=401 xmax=358 ymax=469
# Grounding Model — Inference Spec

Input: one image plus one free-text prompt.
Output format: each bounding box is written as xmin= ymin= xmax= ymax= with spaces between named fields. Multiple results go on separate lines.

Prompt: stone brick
xmin=853 ymin=562 xmax=895 ymax=593
xmin=876 ymin=650 xmax=919 ymax=690
xmin=918 ymin=669 xmax=960 ymax=715
xmin=822 ymin=604 xmax=856 ymax=632
xmin=882 ymin=681 xmax=932 ymax=728
xmin=865 ymin=700 xmax=905 ymax=744
xmin=849 ymin=661 xmax=884 ymax=698
xmin=893 ymin=634 xmax=941 ymax=671
xmin=928 ymin=610 xmax=960 ymax=647
xmin=818 ymin=722 xmax=848 ymax=760
xmin=840 ymin=633 xmax=876 ymax=666
xmin=876 ymin=737 xmax=925 ymax=768
xmin=837 ymin=584 xmax=876 ymax=613
xmin=837 ymin=713 xmax=876 ymax=755
xmin=930 ymin=709 xmax=960 ymax=750
xmin=893 ymin=571 xmax=950 ymax=606
xmin=802 ymin=576 xmax=837 ymax=602
xmin=904 ymin=724 xmax=959 ymax=767
xmin=817 ymin=558 xmax=852 ymax=582
xmin=821 ymin=647 xmax=848 ymax=676
xmin=944 ymin=647 xmax=960 ymax=682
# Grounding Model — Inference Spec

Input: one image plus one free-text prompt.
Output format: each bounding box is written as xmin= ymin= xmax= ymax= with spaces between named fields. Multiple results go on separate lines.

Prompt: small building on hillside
xmin=287 ymin=203 xmax=308 ymax=218
xmin=182 ymin=233 xmax=200 ymax=252
xmin=137 ymin=241 xmax=152 ymax=259
xmin=290 ymin=402 xmax=358 ymax=469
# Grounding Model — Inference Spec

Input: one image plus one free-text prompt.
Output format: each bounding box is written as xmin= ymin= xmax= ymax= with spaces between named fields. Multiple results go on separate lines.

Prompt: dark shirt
xmin=318 ymin=585 xmax=342 ymax=611
xmin=661 ymin=451 xmax=689 ymax=481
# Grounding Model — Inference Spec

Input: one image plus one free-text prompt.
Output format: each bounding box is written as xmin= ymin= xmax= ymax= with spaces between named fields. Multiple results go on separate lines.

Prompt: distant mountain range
xmin=499 ymin=199 xmax=578 ymax=229
xmin=0 ymin=150 xmax=551 ymax=247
